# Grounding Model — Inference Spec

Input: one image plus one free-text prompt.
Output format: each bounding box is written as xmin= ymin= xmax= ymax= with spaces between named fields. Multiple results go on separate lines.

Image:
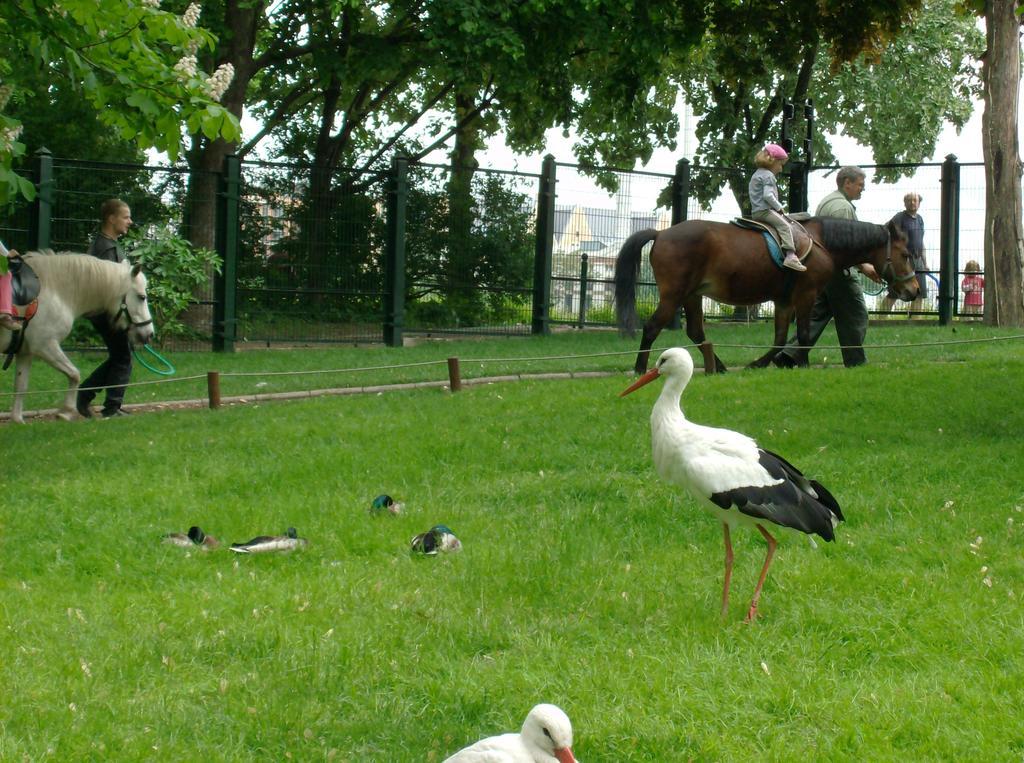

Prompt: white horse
xmin=2 ymin=252 xmax=155 ymax=423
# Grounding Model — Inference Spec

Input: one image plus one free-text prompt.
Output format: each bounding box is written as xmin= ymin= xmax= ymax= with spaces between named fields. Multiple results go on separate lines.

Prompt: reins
xmin=114 ymin=291 xmax=175 ymax=376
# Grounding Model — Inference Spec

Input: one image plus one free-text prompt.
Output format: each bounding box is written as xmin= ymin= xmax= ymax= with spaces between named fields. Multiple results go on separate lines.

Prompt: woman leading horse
xmin=614 ymin=217 xmax=919 ymax=374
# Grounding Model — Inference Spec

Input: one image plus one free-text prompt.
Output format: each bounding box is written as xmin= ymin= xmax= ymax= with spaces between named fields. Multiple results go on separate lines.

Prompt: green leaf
xmin=17 ymin=174 xmax=37 ymax=200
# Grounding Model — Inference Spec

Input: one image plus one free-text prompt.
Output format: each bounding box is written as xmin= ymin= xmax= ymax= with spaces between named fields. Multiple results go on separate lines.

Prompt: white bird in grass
xmin=443 ymin=703 xmax=576 ymax=763
xmin=620 ymin=347 xmax=844 ymax=622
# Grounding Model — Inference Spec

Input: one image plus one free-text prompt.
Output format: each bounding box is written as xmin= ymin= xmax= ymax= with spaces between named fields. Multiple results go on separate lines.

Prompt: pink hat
xmin=764 ymin=143 xmax=788 ymax=160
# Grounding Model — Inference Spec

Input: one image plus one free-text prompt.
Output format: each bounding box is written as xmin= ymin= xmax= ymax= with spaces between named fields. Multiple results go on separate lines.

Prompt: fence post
xmin=28 ymin=148 xmax=52 ymax=251
xmin=577 ymin=252 xmax=589 ymax=328
xmin=671 ymin=158 xmax=690 ymax=225
xmin=938 ymin=153 xmax=960 ymax=326
xmin=803 ymin=99 xmax=815 ymax=169
xmin=780 ymin=98 xmax=795 ymax=154
xmin=532 ymin=154 xmax=556 ymax=335
xmin=384 ymin=155 xmax=408 ymax=347
xmin=207 ymin=371 xmax=221 ymax=408
xmin=213 ymin=154 xmax=241 ymax=352
xmin=447 ymin=357 xmax=462 ymax=392
xmin=787 ymin=160 xmax=808 ymax=214
xmin=669 ymin=158 xmax=691 ymax=330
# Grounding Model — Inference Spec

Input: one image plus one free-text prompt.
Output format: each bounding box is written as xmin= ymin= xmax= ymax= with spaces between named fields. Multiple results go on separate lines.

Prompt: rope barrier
xmin=218 ymin=358 xmax=449 ymax=378
xmin=700 ymin=333 xmax=1024 ymax=351
xmin=0 ymin=374 xmax=208 ymax=399
xmin=2 ymin=332 xmax=1023 ymax=402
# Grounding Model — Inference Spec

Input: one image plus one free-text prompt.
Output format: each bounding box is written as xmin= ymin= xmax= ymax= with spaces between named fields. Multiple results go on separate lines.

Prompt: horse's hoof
xmin=771 ymin=354 xmax=797 ymax=370
xmin=57 ymin=411 xmax=76 ymax=422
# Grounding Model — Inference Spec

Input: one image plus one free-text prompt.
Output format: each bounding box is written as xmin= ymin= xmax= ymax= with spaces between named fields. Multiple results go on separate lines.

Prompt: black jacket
xmin=88 ymin=233 xmax=123 ymax=263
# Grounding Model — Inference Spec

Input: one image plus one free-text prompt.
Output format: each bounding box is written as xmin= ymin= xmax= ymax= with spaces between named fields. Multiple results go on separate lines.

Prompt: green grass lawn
xmin=4 ymin=320 xmax=1021 ymax=414
xmin=2 ymin=325 xmax=1024 ymax=760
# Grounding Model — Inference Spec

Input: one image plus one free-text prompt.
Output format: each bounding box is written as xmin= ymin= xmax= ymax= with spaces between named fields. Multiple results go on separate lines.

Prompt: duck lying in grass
xmin=230 ymin=527 xmax=308 ymax=554
xmin=370 ymin=494 xmax=404 ymax=515
xmin=163 ymin=526 xmax=220 ymax=550
xmin=410 ymin=525 xmax=462 ymax=555
xmin=443 ymin=703 xmax=576 ymax=762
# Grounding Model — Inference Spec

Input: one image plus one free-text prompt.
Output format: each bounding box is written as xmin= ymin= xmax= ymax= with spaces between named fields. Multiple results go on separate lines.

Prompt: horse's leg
xmin=682 ymin=295 xmax=727 ymax=373
xmin=635 ymin=299 xmax=680 ymax=374
xmin=33 ymin=340 xmax=82 ymax=421
xmin=793 ymin=307 xmax=814 ymax=368
xmin=748 ymin=303 xmax=794 ymax=369
xmin=11 ymin=353 xmax=33 ymax=424
xmin=788 ymin=285 xmax=824 ymax=368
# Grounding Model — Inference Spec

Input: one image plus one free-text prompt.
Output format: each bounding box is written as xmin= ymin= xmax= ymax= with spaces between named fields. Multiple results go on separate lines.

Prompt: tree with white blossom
xmin=0 ymin=0 xmax=240 ymax=204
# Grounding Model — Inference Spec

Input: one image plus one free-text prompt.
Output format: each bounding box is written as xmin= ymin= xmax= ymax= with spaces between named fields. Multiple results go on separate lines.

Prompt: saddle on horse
xmin=3 ymin=256 xmax=41 ymax=365
xmin=11 ymin=256 xmax=41 ymax=309
xmin=731 ymin=216 xmax=815 ymax=269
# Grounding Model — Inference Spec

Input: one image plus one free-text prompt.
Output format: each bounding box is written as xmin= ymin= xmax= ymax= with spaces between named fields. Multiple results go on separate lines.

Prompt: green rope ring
xmin=133 ymin=345 xmax=176 ymax=376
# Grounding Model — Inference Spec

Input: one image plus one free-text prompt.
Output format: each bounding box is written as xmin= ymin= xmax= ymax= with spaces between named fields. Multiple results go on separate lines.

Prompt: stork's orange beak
xmin=555 ymin=746 xmax=577 ymax=763
xmin=619 ymin=367 xmax=660 ymax=396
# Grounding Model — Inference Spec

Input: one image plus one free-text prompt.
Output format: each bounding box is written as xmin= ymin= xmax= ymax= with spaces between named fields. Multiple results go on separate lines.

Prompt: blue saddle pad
xmin=760 ymin=232 xmax=786 ymax=270
xmin=730 ymin=218 xmax=786 ymax=270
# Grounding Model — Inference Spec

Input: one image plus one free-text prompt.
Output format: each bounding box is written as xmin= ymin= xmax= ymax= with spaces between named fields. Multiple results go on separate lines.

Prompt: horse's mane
xmin=814 ymin=218 xmax=889 ymax=253
xmin=23 ymin=251 xmax=129 ymax=307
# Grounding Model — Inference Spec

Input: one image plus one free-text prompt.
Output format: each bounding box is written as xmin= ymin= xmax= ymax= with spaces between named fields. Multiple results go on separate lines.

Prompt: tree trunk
xmin=180 ymin=0 xmax=263 ymax=332
xmin=981 ymin=0 xmax=1024 ymax=326
xmin=446 ymin=91 xmax=483 ymax=322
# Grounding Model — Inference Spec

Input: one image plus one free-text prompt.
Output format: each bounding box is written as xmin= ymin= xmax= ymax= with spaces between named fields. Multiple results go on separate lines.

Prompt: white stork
xmin=443 ymin=703 xmax=576 ymax=763
xmin=620 ymin=347 xmax=844 ymax=622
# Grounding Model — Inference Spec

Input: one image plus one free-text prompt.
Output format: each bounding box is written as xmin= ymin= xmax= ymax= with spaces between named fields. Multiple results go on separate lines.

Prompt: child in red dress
xmin=961 ymin=260 xmax=984 ymax=316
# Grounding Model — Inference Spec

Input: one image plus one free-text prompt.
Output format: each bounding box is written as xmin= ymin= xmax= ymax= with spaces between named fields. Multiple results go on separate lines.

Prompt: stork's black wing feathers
xmin=709 ymin=448 xmax=843 ymax=540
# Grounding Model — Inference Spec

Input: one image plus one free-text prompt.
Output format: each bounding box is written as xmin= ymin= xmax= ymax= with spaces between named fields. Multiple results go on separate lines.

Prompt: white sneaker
xmin=783 ymin=253 xmax=807 ymax=272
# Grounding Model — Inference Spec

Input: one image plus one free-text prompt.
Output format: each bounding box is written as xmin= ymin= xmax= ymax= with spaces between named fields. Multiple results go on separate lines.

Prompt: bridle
xmin=113 ymin=295 xmax=154 ymax=331
xmin=879 ymin=232 xmax=917 ymax=284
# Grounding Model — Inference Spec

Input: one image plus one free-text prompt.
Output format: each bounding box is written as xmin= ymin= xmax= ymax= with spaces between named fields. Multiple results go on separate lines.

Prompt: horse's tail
xmin=614 ymin=228 xmax=658 ymax=334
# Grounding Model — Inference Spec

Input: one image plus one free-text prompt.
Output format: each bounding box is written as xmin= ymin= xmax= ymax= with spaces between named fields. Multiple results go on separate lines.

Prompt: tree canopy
xmin=0 ymin=0 xmax=240 ymax=203
xmin=675 ymin=0 xmax=982 ymax=211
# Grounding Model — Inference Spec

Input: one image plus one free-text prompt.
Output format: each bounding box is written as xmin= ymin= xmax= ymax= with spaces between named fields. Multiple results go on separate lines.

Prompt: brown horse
xmin=615 ymin=217 xmax=919 ymax=374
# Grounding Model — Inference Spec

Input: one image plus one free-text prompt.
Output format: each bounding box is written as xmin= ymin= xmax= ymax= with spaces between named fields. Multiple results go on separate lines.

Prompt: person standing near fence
xmin=880 ymin=192 xmax=927 ymax=315
xmin=77 ymin=198 xmax=134 ymax=419
xmin=773 ymin=166 xmax=882 ymax=368
xmin=961 ymin=260 xmax=984 ymax=316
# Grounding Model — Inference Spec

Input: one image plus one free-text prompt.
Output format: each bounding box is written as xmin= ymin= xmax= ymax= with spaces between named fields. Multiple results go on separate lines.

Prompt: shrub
xmin=126 ymin=227 xmax=222 ymax=339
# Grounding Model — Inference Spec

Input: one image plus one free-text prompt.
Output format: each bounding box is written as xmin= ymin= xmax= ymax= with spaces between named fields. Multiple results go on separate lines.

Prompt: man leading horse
xmin=772 ymin=166 xmax=883 ymax=368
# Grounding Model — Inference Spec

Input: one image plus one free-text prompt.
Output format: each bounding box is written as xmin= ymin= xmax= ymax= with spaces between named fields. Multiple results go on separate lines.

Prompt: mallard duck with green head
xmin=411 ymin=524 xmax=462 ymax=555
xmin=163 ymin=526 xmax=220 ymax=550
xmin=370 ymin=494 xmax=404 ymax=515
xmin=230 ymin=527 xmax=308 ymax=553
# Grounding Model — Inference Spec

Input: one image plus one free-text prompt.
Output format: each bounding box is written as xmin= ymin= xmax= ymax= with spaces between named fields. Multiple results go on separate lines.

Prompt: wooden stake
xmin=207 ymin=371 xmax=221 ymax=408
xmin=447 ymin=357 xmax=462 ymax=392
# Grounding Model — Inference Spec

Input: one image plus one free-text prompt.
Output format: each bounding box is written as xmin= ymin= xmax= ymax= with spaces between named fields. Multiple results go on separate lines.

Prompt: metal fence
xmin=1 ymin=150 xmax=988 ymax=351
xmin=235 ymin=160 xmax=387 ymax=345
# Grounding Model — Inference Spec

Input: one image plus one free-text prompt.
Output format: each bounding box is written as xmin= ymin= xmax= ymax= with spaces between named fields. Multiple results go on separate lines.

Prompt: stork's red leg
xmin=744 ymin=524 xmax=778 ymax=623
xmin=722 ymin=523 xmax=734 ymax=617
